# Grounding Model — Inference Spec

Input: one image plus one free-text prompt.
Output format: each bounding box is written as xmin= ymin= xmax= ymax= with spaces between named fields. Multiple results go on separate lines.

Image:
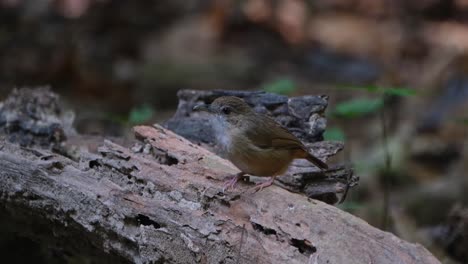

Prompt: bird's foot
xmin=249 ymin=176 xmax=276 ymax=193
xmin=222 ymin=172 xmax=246 ymax=192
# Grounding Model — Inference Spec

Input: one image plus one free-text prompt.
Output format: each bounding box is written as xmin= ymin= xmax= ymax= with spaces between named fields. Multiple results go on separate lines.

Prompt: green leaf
xmin=339 ymin=202 xmax=363 ymax=211
xmin=324 ymin=127 xmax=346 ymax=141
xmin=333 ymin=98 xmax=384 ymax=118
xmin=262 ymin=78 xmax=297 ymax=95
xmin=347 ymin=85 xmax=380 ymax=92
xmin=104 ymin=112 xmax=128 ymax=125
xmin=342 ymin=86 xmax=416 ymax=97
xmin=128 ymin=104 xmax=154 ymax=124
xmin=455 ymin=118 xmax=468 ymax=125
xmin=383 ymin=87 xmax=416 ymax=97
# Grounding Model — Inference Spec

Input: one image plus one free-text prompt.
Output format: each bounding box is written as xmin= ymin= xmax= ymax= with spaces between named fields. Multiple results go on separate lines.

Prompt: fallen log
xmin=0 ymin=88 xmax=440 ymax=263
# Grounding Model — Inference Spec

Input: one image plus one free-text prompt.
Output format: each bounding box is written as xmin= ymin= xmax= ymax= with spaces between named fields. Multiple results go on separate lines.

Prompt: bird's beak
xmin=193 ymin=103 xmax=211 ymax=112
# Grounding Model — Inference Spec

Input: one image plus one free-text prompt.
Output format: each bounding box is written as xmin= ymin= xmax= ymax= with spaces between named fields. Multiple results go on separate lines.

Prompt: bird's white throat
xmin=210 ymin=115 xmax=233 ymax=151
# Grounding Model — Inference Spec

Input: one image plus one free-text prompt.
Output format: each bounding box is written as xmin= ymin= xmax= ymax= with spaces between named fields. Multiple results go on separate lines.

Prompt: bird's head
xmin=193 ymin=96 xmax=253 ymax=124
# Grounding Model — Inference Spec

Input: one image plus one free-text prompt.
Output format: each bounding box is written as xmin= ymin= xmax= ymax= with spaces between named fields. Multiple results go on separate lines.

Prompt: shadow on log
xmin=0 ymin=88 xmax=440 ymax=263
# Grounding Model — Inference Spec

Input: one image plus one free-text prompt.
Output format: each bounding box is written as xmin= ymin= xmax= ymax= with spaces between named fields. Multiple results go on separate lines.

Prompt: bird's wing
xmin=244 ymin=114 xmax=305 ymax=150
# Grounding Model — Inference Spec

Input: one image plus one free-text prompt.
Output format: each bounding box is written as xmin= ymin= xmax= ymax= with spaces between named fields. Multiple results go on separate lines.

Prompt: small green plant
xmin=262 ymin=78 xmax=297 ymax=95
xmin=331 ymin=87 xmax=414 ymax=118
xmin=339 ymin=201 xmax=363 ymax=213
xmin=333 ymin=98 xmax=384 ymax=118
xmin=330 ymin=85 xmax=415 ymax=230
xmin=128 ymin=104 xmax=154 ymax=124
xmin=347 ymin=85 xmax=416 ymax=97
xmin=323 ymin=126 xmax=345 ymax=141
xmin=382 ymin=87 xmax=416 ymax=97
xmin=455 ymin=117 xmax=468 ymax=125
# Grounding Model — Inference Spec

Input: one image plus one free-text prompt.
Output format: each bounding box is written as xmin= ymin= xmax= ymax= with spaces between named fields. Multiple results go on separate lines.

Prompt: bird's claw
xmin=222 ymin=172 xmax=245 ymax=193
xmin=249 ymin=177 xmax=275 ymax=193
xmin=222 ymin=177 xmax=239 ymax=192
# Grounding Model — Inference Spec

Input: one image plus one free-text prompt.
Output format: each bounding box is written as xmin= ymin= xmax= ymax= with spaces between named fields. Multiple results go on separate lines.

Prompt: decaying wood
xmin=0 ymin=88 xmax=440 ymax=263
xmin=0 ymin=86 xmax=72 ymax=147
xmin=0 ymin=124 xmax=440 ymax=264
xmin=165 ymin=89 xmax=357 ymax=203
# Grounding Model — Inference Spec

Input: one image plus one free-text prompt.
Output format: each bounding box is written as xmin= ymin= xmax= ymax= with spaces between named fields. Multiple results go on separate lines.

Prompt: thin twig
xmin=236 ymin=224 xmax=246 ymax=264
xmin=380 ymin=95 xmax=392 ymax=230
xmin=339 ymin=170 xmax=353 ymax=204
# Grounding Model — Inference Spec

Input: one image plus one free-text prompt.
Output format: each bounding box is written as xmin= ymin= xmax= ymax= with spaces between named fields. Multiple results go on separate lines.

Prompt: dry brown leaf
xmin=276 ymin=0 xmax=308 ymax=44
xmin=423 ymin=22 xmax=468 ymax=53
xmin=243 ymin=0 xmax=272 ymax=23
xmin=308 ymin=14 xmax=402 ymax=60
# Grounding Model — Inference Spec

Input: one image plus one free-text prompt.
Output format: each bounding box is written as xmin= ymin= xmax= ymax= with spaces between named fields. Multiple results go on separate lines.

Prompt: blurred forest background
xmin=1 ymin=0 xmax=468 ymax=263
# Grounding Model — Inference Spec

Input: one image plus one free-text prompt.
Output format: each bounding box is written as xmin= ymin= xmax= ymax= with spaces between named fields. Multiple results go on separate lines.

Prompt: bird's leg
xmin=250 ymin=176 xmax=276 ymax=193
xmin=223 ymin=172 xmax=246 ymax=192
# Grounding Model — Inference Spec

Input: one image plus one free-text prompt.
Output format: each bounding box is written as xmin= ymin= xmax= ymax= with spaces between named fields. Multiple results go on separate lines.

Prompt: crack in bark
xmin=290 ymin=238 xmax=317 ymax=255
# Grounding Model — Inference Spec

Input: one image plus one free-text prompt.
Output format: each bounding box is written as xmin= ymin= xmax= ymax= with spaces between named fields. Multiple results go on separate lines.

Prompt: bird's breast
xmin=210 ymin=116 xmax=235 ymax=152
xmin=209 ymin=116 xmax=294 ymax=176
xmin=227 ymin=134 xmax=294 ymax=176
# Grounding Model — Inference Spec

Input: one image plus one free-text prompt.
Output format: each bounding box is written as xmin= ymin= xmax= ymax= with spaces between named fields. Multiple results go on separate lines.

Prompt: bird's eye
xmin=221 ymin=106 xmax=231 ymax=115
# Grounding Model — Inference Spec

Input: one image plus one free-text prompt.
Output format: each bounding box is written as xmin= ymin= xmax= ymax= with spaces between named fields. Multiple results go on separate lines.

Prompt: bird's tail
xmin=305 ymin=153 xmax=328 ymax=170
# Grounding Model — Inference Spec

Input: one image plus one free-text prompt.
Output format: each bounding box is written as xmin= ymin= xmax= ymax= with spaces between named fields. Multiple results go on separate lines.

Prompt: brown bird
xmin=193 ymin=96 xmax=328 ymax=192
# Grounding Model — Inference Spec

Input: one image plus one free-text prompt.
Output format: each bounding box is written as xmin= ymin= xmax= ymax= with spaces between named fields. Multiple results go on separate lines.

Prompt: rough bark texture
xmin=0 ymin=88 xmax=441 ymax=263
xmin=0 ymin=124 xmax=440 ymax=264
xmin=165 ymin=89 xmax=357 ymax=204
xmin=0 ymin=86 xmax=71 ymax=147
